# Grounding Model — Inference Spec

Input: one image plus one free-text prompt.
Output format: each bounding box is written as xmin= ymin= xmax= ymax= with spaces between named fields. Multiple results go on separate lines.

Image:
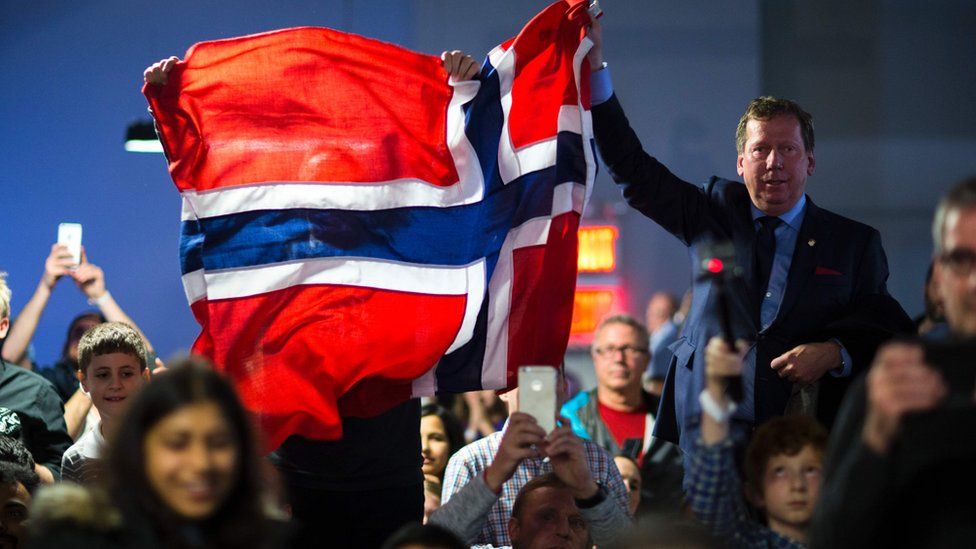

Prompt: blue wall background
xmin=2 ymin=1 xmax=973 ymax=367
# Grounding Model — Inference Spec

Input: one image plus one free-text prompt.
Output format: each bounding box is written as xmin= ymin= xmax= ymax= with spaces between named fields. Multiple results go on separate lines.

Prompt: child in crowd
xmin=686 ymin=337 xmax=827 ymax=547
xmin=32 ymin=360 xmax=283 ymax=549
xmin=61 ymin=322 xmax=150 ymax=483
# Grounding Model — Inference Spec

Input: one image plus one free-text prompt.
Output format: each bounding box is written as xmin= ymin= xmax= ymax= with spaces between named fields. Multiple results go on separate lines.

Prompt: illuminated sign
xmin=577 ymin=225 xmax=617 ymax=273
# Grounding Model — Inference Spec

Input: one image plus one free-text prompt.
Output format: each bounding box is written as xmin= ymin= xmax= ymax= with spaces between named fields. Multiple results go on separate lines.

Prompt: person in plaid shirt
xmin=686 ymin=337 xmax=828 ymax=548
xmin=439 ymin=388 xmax=631 ymax=547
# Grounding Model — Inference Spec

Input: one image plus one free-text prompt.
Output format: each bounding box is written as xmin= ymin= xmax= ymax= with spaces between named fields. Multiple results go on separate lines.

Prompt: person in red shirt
xmin=562 ymin=315 xmax=655 ymax=460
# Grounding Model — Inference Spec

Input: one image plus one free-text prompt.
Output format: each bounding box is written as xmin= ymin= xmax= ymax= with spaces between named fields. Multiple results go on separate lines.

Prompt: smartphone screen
xmin=518 ymin=365 xmax=557 ymax=434
xmin=57 ymin=223 xmax=83 ymax=265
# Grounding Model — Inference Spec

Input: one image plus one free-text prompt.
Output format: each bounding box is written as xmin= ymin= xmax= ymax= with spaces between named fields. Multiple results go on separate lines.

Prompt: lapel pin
xmin=808 ymin=239 xmax=816 ymax=247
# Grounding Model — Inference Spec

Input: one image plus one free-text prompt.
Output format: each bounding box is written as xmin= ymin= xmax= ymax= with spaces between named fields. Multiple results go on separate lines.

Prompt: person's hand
xmin=545 ymin=417 xmax=598 ymax=499
xmin=585 ymin=15 xmax=604 ymax=72
xmin=152 ymin=357 xmax=167 ymax=376
xmin=42 ymin=244 xmax=76 ymax=289
xmin=144 ymin=56 xmax=180 ymax=86
xmin=770 ymin=341 xmax=842 ymax=385
xmin=484 ymin=412 xmax=546 ymax=492
xmin=863 ymin=342 xmax=947 ymax=455
xmin=704 ymin=337 xmax=747 ymax=402
xmin=440 ymin=50 xmax=480 ymax=81
xmin=70 ymin=248 xmax=107 ymax=300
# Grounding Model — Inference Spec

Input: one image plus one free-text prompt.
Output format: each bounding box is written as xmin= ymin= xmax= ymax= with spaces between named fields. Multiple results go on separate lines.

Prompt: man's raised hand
xmin=484 ymin=412 xmax=546 ymax=493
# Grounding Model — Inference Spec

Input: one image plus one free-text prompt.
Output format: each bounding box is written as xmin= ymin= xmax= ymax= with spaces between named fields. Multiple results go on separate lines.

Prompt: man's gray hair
xmin=932 ymin=176 xmax=976 ymax=254
xmin=594 ymin=314 xmax=650 ymax=346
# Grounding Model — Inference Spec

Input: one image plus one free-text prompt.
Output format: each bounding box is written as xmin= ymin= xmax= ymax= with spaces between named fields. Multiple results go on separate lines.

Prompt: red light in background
xmin=706 ymin=258 xmax=724 ymax=273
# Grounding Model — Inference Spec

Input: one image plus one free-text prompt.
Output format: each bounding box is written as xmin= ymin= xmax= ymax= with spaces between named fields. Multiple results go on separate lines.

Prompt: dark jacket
xmin=592 ymin=94 xmax=915 ymax=451
xmin=0 ymin=360 xmax=72 ymax=478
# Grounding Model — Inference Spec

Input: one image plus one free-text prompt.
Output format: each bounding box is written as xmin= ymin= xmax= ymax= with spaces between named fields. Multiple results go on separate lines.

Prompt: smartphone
xmin=57 ymin=223 xmax=83 ymax=265
xmin=518 ymin=366 xmax=558 ymax=434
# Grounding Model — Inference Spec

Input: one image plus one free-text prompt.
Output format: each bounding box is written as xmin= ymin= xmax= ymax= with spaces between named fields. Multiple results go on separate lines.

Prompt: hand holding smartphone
xmin=57 ymin=223 xmax=83 ymax=266
xmin=518 ymin=366 xmax=558 ymax=434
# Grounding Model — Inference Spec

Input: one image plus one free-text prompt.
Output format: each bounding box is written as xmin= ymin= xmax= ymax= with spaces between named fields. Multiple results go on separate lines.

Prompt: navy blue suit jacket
xmin=592 ymin=95 xmax=914 ymax=450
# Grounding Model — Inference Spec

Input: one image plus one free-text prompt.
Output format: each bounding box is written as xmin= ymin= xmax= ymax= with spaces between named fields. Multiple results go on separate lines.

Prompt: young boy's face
xmin=757 ymin=443 xmax=823 ymax=534
xmin=80 ymin=352 xmax=149 ymax=421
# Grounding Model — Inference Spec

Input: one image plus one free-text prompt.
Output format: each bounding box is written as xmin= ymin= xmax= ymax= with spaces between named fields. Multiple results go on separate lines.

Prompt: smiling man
xmin=585 ymin=18 xmax=913 ymax=455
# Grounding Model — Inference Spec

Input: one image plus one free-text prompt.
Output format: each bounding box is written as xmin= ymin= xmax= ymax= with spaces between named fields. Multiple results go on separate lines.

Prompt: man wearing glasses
xmin=562 ymin=315 xmax=657 ymax=462
xmin=811 ymin=176 xmax=976 ymax=547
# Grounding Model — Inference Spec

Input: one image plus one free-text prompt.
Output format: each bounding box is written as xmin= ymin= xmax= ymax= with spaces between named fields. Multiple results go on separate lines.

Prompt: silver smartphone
xmin=57 ymin=223 xmax=83 ymax=265
xmin=518 ymin=365 xmax=558 ymax=434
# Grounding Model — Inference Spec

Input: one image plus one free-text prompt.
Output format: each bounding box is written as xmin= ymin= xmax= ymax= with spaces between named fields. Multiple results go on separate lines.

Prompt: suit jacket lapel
xmin=775 ymin=197 xmax=827 ymax=326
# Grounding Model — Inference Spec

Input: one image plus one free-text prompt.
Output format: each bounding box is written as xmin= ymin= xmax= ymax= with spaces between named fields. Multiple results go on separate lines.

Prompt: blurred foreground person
xmin=31 ymin=360 xmax=288 ymax=549
xmin=811 ymin=177 xmax=976 ymax=548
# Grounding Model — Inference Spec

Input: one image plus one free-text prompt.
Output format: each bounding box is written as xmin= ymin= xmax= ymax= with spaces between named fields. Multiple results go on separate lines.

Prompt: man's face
xmin=509 ymin=486 xmax=589 ymax=549
xmin=737 ymin=115 xmax=815 ymax=216
xmin=645 ymin=294 xmax=675 ymax=334
xmin=936 ymin=208 xmax=976 ymax=336
xmin=0 ymin=481 xmax=30 ymax=549
xmin=756 ymin=444 xmax=823 ymax=536
xmin=591 ymin=323 xmax=649 ymax=394
xmin=80 ymin=352 xmax=149 ymax=423
xmin=67 ymin=317 xmax=101 ymax=362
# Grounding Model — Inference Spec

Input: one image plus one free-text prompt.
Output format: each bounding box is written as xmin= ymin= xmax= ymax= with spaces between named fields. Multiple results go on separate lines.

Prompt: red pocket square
xmin=815 ymin=266 xmax=843 ymax=276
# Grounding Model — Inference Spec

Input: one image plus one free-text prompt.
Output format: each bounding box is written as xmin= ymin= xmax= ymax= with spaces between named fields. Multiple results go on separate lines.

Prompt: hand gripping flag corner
xmin=145 ymin=0 xmax=597 ymax=450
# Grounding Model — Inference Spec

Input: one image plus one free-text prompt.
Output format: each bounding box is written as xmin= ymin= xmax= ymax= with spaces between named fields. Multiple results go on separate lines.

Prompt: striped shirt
xmin=441 ymin=427 xmax=630 ymax=548
xmin=61 ymin=421 xmax=105 ymax=484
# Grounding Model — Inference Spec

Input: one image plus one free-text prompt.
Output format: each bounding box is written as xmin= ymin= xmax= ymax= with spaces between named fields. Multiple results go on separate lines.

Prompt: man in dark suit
xmin=584 ymin=19 xmax=913 ymax=454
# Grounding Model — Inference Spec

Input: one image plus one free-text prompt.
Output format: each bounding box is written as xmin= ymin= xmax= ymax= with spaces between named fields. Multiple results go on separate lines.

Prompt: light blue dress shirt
xmin=589 ymin=65 xmax=850 ymax=423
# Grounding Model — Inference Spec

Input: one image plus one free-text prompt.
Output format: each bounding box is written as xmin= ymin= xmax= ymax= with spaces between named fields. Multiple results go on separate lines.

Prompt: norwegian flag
xmin=145 ymin=0 xmax=596 ymax=449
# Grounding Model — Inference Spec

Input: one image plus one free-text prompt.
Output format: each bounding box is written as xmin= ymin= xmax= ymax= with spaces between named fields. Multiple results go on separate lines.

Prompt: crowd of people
xmin=0 ymin=14 xmax=973 ymax=549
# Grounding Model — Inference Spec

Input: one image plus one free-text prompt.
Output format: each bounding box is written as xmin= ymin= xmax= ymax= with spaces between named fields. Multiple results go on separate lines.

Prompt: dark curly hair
xmin=744 ymin=415 xmax=827 ymax=499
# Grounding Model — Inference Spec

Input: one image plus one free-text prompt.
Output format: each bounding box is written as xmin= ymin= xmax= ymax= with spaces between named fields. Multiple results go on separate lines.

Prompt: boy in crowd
xmin=2 ymin=244 xmax=154 ymax=440
xmin=61 ymin=322 xmax=150 ymax=483
xmin=686 ymin=337 xmax=826 ymax=547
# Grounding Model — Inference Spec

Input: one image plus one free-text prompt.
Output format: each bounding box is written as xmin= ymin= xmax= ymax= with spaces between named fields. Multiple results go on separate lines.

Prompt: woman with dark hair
xmin=108 ymin=358 xmax=277 ymax=548
xmin=30 ymin=358 xmax=285 ymax=549
xmin=420 ymin=404 xmax=464 ymax=482
xmin=420 ymin=403 xmax=465 ymax=523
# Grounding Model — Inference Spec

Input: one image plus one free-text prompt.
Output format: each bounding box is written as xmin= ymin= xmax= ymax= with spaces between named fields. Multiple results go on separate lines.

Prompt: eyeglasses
xmin=939 ymin=248 xmax=976 ymax=276
xmin=592 ymin=345 xmax=649 ymax=358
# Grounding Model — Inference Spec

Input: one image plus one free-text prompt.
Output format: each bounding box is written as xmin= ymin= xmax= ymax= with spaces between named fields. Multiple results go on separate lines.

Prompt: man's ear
xmin=806 ymin=151 xmax=816 ymax=176
xmin=0 ymin=316 xmax=8 ymax=339
xmin=736 ymin=153 xmax=745 ymax=177
xmin=143 ymin=367 xmax=151 ymax=381
xmin=508 ymin=516 xmax=520 ymax=545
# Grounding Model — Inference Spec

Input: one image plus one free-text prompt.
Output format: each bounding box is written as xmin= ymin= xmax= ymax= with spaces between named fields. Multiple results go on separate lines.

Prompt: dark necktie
xmin=755 ymin=216 xmax=782 ymax=315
